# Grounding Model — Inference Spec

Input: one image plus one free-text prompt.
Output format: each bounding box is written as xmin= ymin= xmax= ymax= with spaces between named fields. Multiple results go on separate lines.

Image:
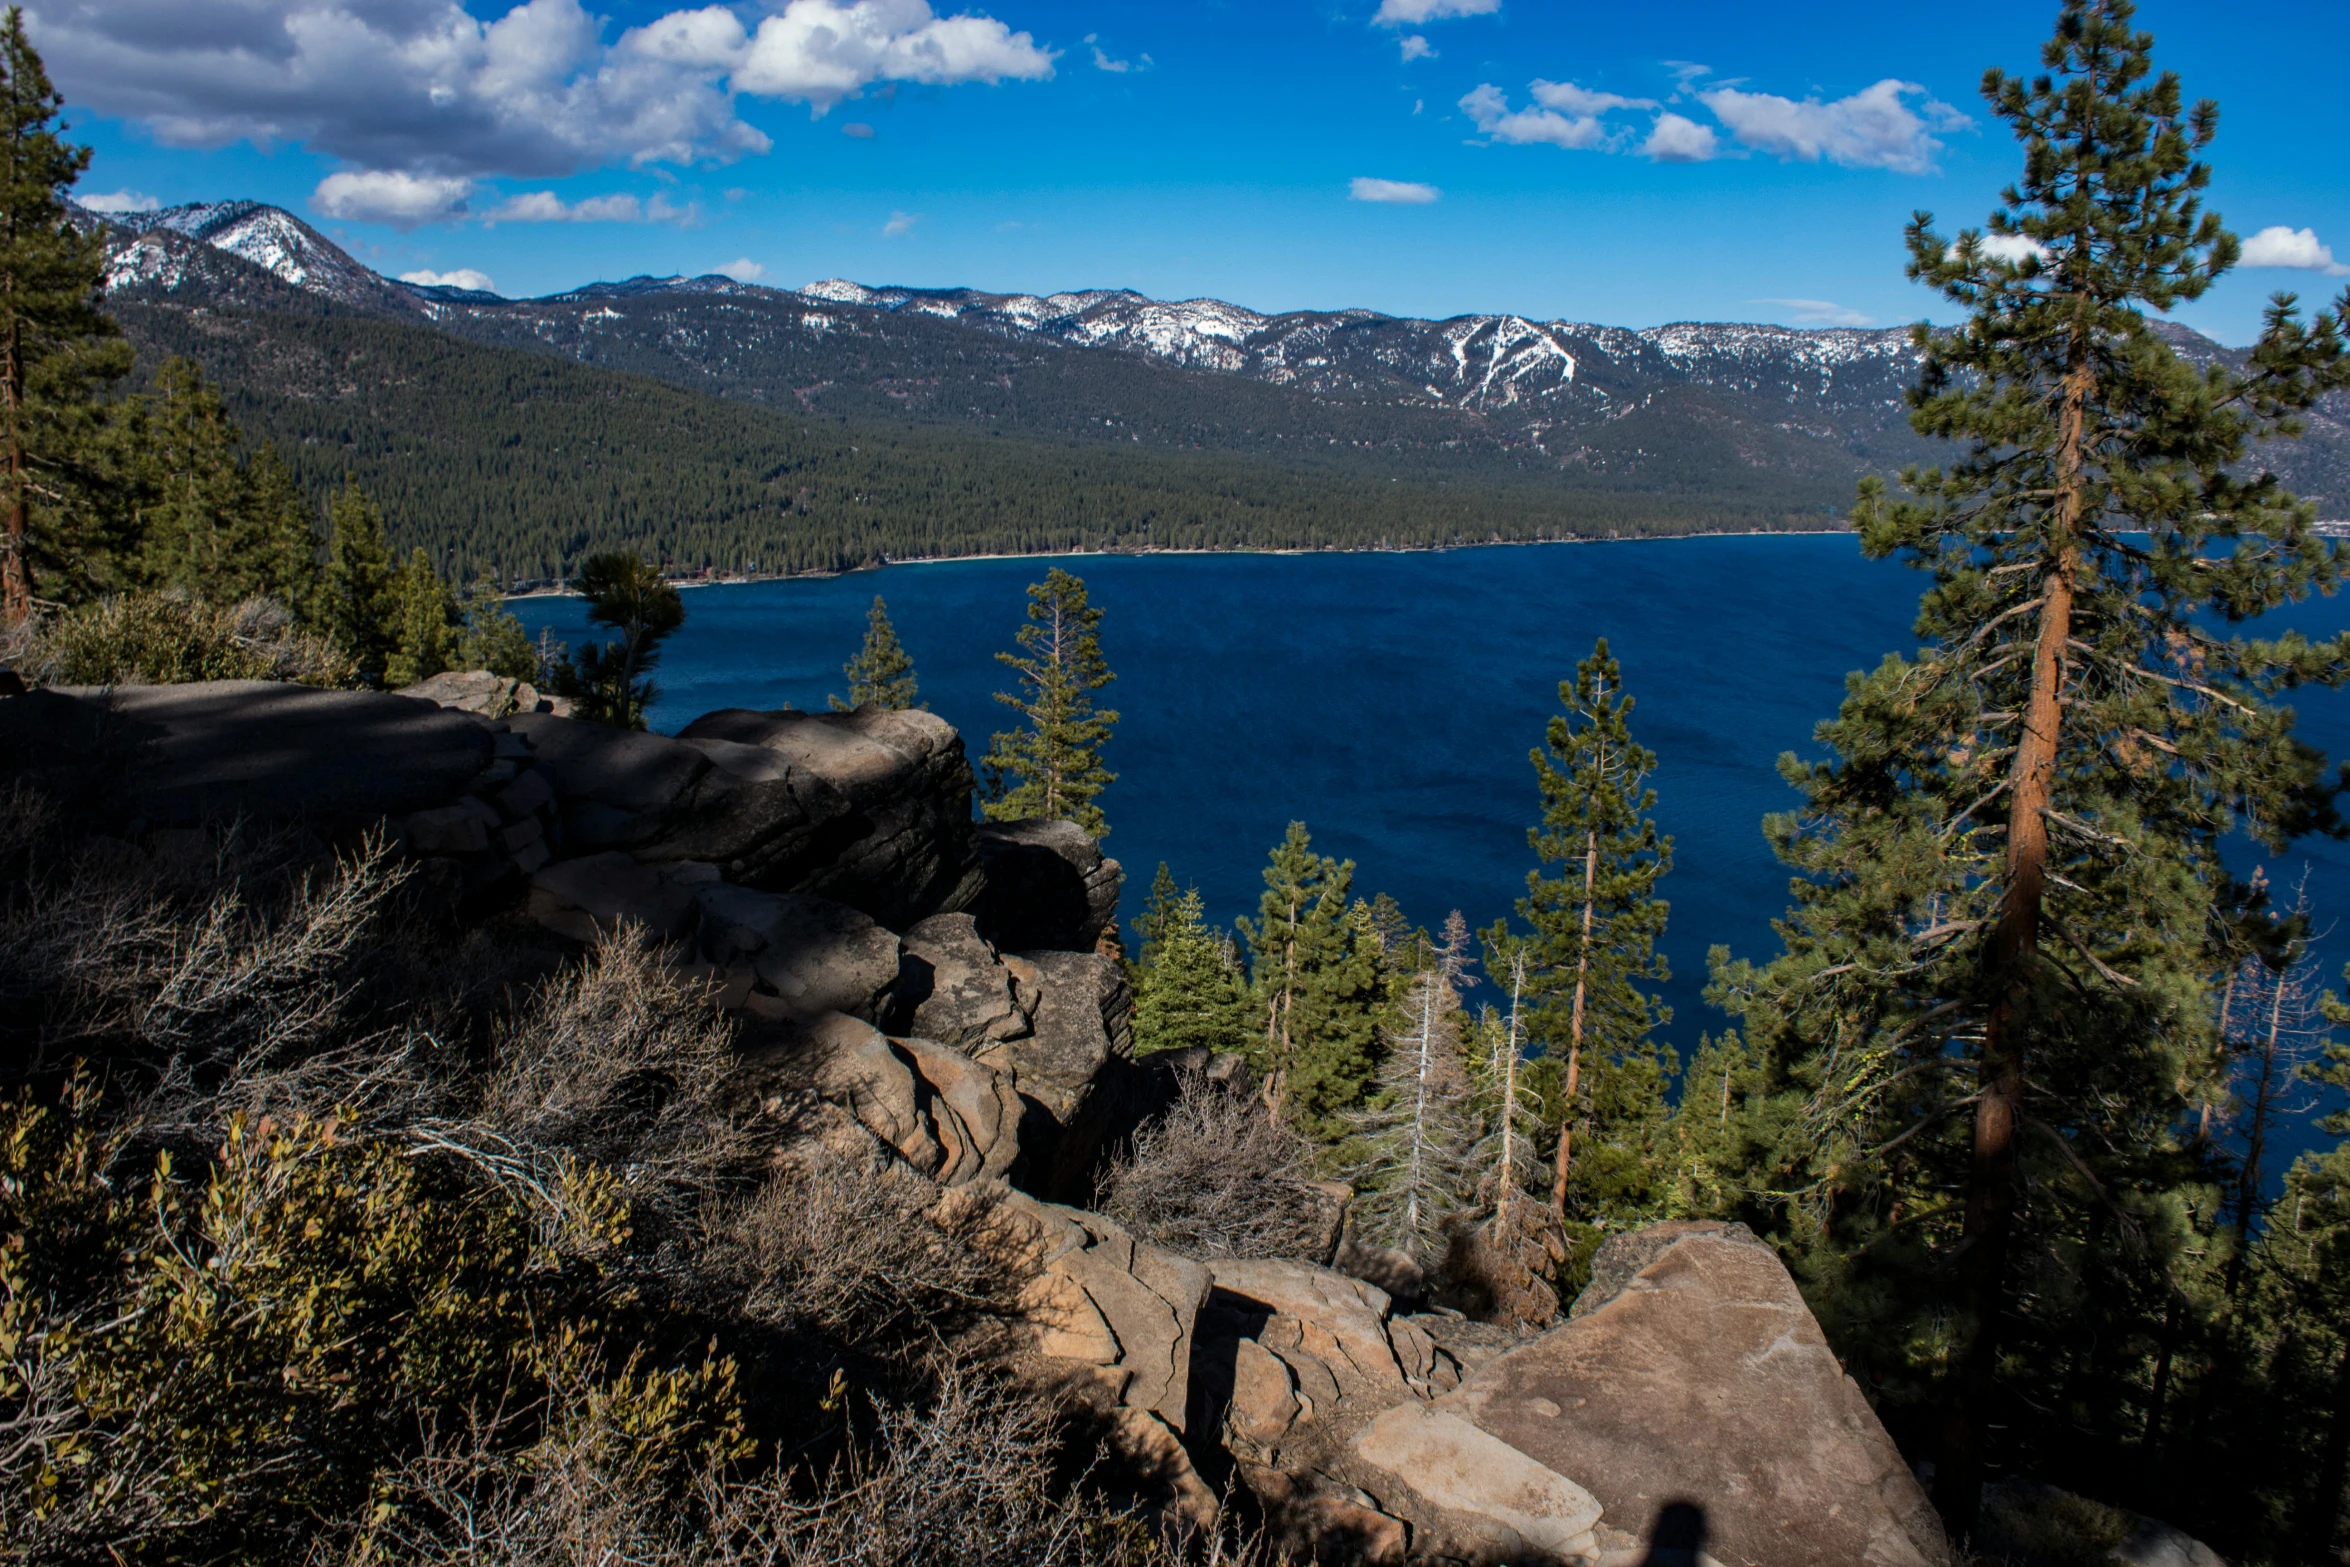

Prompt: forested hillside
xmin=111 ymin=276 xmax=1834 ymax=583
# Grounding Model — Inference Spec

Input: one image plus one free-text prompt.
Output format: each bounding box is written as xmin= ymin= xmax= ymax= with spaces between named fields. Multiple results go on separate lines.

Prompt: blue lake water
xmin=513 ymin=535 xmax=2350 ymax=1182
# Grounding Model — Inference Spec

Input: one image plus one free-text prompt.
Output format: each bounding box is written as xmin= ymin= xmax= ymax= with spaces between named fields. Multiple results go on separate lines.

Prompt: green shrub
xmin=22 ymin=591 xmax=354 ymax=687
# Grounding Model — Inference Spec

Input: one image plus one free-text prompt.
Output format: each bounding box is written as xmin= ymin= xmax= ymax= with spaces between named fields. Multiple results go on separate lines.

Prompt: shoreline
xmin=502 ymin=523 xmax=1856 ymax=600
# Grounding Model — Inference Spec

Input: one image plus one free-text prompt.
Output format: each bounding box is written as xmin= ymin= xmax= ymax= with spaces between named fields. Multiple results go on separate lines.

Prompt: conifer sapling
xmin=981 ymin=568 xmax=1118 ymax=838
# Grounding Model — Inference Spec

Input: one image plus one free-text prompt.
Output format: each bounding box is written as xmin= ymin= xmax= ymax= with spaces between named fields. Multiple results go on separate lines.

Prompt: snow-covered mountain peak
xmin=95 ymin=198 xmax=407 ymax=311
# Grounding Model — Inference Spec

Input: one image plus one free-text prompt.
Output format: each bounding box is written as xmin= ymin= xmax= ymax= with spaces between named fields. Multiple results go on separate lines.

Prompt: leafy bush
xmin=17 ymin=591 xmax=353 ymax=687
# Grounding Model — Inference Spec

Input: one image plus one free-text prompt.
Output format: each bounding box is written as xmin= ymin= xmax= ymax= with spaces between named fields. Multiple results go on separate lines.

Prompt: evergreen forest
xmin=13 ymin=4 xmax=2350 ymax=1565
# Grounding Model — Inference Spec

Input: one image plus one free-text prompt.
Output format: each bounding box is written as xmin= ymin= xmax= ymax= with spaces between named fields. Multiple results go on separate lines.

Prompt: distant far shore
xmin=500 ymin=523 xmax=1857 ymax=600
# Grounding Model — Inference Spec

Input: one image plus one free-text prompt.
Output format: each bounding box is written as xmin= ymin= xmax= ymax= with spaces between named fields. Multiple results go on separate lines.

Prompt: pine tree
xmin=134 ymin=359 xmax=257 ymax=599
xmin=384 ymin=547 xmax=457 ymax=688
xmin=2255 ymin=1017 xmax=2350 ymax=1556
xmin=1237 ymin=822 xmax=1386 ymax=1133
xmin=1343 ymin=945 xmax=1479 ymax=1261
xmin=0 ymin=10 xmax=129 ymax=618
xmin=317 ymin=484 xmax=395 ymax=687
xmin=563 ymin=551 xmax=684 ymax=730
xmin=455 ymin=574 xmax=540 ymax=680
xmin=1486 ymin=637 xmax=1673 ymax=1232
xmin=238 ymin=443 xmax=319 ymax=609
xmin=981 ymin=567 xmax=1118 ymax=838
xmin=1131 ymin=882 xmax=1252 ymax=1058
xmin=1717 ymin=1 xmax=2350 ymax=1532
xmin=830 ymin=594 xmax=920 ymax=710
xmin=1134 ymin=861 xmax=1185 ymax=968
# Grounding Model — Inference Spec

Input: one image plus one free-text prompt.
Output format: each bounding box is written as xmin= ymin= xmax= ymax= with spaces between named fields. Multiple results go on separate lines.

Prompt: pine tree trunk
xmin=2 ymin=315 xmax=27 ymax=624
xmin=1551 ymin=828 xmax=1598 ymax=1227
xmin=1934 ymin=347 xmax=2090 ymax=1538
xmin=1498 ymin=956 xmax=1523 ymax=1210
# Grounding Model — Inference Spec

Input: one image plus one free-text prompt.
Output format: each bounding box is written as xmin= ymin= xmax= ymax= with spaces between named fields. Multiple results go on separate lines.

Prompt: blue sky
xmin=39 ymin=0 xmax=2350 ymax=342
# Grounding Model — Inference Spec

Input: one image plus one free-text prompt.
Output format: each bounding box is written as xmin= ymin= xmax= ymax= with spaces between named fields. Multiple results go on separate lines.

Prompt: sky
xmin=34 ymin=0 xmax=2350 ymax=343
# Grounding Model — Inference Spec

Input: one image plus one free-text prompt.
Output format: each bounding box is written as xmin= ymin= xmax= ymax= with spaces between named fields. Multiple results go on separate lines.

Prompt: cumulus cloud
xmin=1460 ymin=81 xmax=1615 ymax=150
xmin=841 ymin=121 xmax=876 ymax=137
xmin=28 ymin=0 xmax=1054 ymax=210
xmin=1398 ymin=35 xmax=1433 ymax=62
xmin=1641 ymin=112 xmax=1717 ymax=162
xmin=400 ymin=265 xmax=497 ymax=292
xmin=881 ymin=209 xmax=916 ymax=236
xmin=1468 ymin=65 xmax=1967 ymax=177
xmin=1753 ymin=297 xmax=1872 ymax=327
xmin=486 ymin=189 xmax=690 ymax=222
xmin=1350 ymin=176 xmax=1439 ymax=204
xmin=734 ymin=0 xmax=1053 ymax=107
xmin=314 ymin=169 xmax=474 ymax=226
xmin=716 ymin=256 xmax=765 ymax=281
xmin=1964 ymin=231 xmax=2050 ymax=265
xmin=2241 ymin=225 xmax=2350 ymax=276
xmin=1373 ymin=0 xmax=1498 ymax=23
xmin=76 ymin=188 xmax=160 ymax=213
xmin=1697 ymin=79 xmax=1968 ymax=174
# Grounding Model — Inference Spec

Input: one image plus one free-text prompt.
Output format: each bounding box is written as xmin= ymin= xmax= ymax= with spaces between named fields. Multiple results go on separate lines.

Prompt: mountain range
xmin=90 ymin=200 xmax=2350 ymax=579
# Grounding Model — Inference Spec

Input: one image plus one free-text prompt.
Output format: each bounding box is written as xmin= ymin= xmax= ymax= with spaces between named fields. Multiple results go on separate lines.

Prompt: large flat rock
xmin=1 ymin=681 xmax=495 ymax=825
xmin=1438 ymin=1222 xmax=1950 ymax=1567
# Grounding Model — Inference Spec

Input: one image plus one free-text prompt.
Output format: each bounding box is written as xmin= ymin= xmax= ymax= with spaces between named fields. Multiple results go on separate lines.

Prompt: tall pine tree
xmin=0 ymin=9 xmax=127 ymax=618
xmin=130 ymin=358 xmax=312 ymax=607
xmin=384 ymin=547 xmax=458 ymax=688
xmin=831 ymin=594 xmax=921 ymax=710
xmin=317 ymin=484 xmax=395 ymax=687
xmin=1718 ymin=0 xmax=2350 ymax=1533
xmin=982 ymin=567 xmax=1118 ymax=838
xmin=1486 ymin=637 xmax=1674 ymax=1233
xmin=1239 ymin=822 xmax=1386 ymax=1134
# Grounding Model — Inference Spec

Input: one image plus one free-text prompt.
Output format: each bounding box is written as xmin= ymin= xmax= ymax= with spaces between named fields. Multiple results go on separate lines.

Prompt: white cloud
xmin=1460 ymin=81 xmax=1616 ymax=150
xmin=1698 ymin=78 xmax=1967 ymax=174
xmin=1084 ymin=34 xmax=1134 ymax=72
xmin=1350 ymin=176 xmax=1440 ymax=204
xmin=841 ymin=121 xmax=877 ymax=138
xmin=485 ymin=189 xmax=690 ymax=223
xmin=314 ymin=170 xmax=474 ymax=227
xmin=1373 ymin=0 xmax=1498 ymax=23
xmin=76 ymin=188 xmax=160 ymax=213
xmin=735 ymin=0 xmax=1054 ymax=111
xmin=2241 ymin=225 xmax=2350 ymax=276
xmin=400 ymin=266 xmax=497 ymax=292
xmin=1398 ymin=35 xmax=1433 ymax=62
xmin=1753 ymin=297 xmax=1873 ymax=327
xmin=715 ymin=256 xmax=765 ymax=281
xmin=881 ymin=209 xmax=916 ymax=236
xmin=27 ymin=0 xmax=1053 ymax=209
xmin=1530 ymin=79 xmax=1654 ymax=117
xmin=1970 ymin=231 xmax=2050 ymax=264
xmin=1641 ymin=112 xmax=1717 ymax=163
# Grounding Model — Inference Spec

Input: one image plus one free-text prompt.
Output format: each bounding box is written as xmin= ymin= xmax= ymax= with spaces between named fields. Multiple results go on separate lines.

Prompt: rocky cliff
xmin=0 ymin=675 xmax=1958 ymax=1565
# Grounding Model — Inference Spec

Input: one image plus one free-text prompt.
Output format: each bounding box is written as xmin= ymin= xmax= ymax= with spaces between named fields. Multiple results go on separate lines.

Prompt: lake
xmin=513 ymin=535 xmax=2350 ymax=1180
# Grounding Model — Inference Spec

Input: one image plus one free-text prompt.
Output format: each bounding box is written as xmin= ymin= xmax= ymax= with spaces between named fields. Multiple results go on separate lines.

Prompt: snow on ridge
xmin=799 ymin=279 xmax=880 ymax=305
